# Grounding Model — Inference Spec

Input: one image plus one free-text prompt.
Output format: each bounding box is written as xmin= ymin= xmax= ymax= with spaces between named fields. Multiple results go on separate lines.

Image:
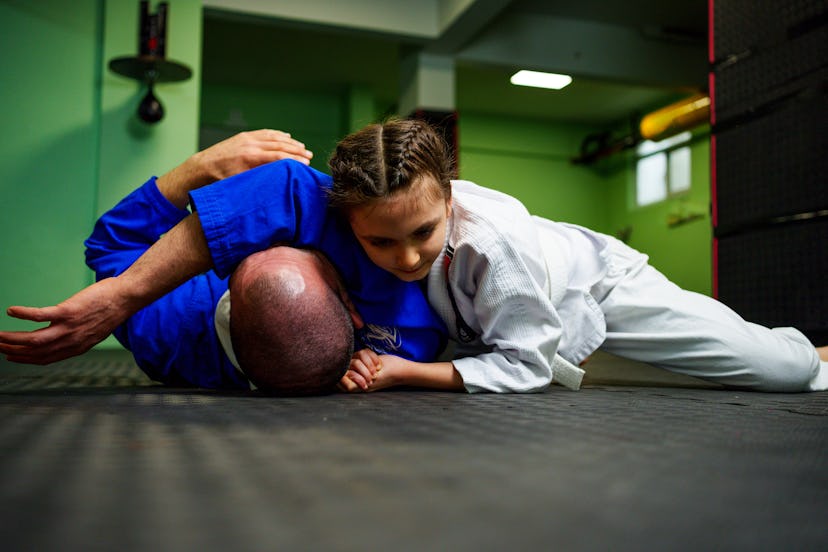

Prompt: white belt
xmin=552 ymin=354 xmax=585 ymax=391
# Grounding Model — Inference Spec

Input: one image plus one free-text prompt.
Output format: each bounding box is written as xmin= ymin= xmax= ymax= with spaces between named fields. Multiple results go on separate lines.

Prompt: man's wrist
xmin=103 ymin=273 xmax=147 ymax=325
xmin=187 ymin=150 xmax=216 ymax=185
xmin=156 ymin=153 xmax=212 ymax=209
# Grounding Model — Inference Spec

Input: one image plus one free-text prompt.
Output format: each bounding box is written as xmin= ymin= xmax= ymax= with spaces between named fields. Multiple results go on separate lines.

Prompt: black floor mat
xmin=1 ymin=350 xmax=826 ymax=551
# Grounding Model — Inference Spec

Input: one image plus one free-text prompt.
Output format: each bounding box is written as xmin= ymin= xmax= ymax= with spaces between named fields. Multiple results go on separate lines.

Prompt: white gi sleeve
xmin=449 ymin=233 xmax=567 ymax=393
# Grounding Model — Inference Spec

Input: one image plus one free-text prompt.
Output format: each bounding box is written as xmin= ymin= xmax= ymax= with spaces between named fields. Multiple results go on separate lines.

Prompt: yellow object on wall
xmin=640 ymin=94 xmax=710 ymax=141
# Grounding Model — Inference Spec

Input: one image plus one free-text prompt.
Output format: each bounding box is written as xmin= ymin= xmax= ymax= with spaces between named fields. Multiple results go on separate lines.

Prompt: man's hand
xmin=0 ymin=278 xmax=133 ymax=365
xmin=158 ymin=129 xmax=314 ymax=208
xmin=1 ymin=212 xmax=212 ymax=366
xmin=194 ymin=129 xmax=313 ymax=182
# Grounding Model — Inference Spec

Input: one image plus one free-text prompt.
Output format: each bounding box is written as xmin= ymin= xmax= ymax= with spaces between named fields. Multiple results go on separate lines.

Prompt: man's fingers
xmin=262 ymin=131 xmax=313 ymax=162
xmin=3 ymin=352 xmax=51 ymax=365
xmin=258 ymin=130 xmax=309 ymax=152
xmin=273 ymin=153 xmax=313 ymax=165
xmin=260 ymin=129 xmax=292 ymax=141
xmin=1 ymin=337 xmax=87 ymax=365
xmin=0 ymin=326 xmax=59 ymax=347
xmin=272 ymin=145 xmax=313 ymax=163
xmin=0 ymin=321 xmax=90 ymax=365
xmin=6 ymin=305 xmax=59 ymax=323
xmin=0 ymin=342 xmax=30 ymax=356
xmin=0 ymin=339 xmax=72 ymax=365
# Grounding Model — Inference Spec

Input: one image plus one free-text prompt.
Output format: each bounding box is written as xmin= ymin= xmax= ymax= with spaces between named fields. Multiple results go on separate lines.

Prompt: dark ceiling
xmin=202 ymin=0 xmax=708 ymax=127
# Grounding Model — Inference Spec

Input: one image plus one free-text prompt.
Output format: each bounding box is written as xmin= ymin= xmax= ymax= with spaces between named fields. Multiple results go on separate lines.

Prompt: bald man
xmin=1 ymin=131 xmax=447 ymax=394
xmin=222 ymin=246 xmax=356 ymax=394
xmin=78 ymin=131 xmax=355 ymax=393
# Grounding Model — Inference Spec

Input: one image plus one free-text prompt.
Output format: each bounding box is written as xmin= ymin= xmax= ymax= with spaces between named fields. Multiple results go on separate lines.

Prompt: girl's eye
xmin=414 ymin=227 xmax=435 ymax=239
xmin=369 ymin=239 xmax=392 ymax=248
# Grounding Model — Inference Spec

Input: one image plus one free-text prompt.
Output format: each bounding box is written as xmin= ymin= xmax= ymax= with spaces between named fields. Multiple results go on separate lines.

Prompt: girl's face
xmin=348 ymin=177 xmax=451 ymax=282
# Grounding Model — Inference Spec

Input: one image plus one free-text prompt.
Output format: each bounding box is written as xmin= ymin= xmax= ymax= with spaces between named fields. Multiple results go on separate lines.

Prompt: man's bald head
xmin=228 ymin=247 xmax=354 ymax=395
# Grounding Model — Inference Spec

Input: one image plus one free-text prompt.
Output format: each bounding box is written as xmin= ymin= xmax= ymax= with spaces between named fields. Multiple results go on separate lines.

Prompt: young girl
xmin=333 ymin=119 xmax=827 ymax=393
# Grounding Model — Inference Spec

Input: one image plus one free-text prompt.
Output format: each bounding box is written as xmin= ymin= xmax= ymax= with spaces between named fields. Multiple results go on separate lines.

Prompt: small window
xmin=635 ymin=132 xmax=692 ymax=206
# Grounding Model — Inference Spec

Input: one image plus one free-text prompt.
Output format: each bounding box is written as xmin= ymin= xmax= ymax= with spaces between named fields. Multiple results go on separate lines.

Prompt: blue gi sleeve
xmin=84 ymin=178 xmax=248 ymax=390
xmin=85 ymin=177 xmax=189 ymax=279
xmin=188 ymin=159 xmax=332 ymax=278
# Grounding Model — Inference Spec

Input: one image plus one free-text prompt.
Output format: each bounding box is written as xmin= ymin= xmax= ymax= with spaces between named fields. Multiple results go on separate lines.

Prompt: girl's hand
xmin=338 ymin=354 xmax=407 ymax=393
xmin=365 ymin=355 xmax=405 ymax=392
xmin=337 ymin=355 xmax=462 ymax=393
xmin=338 ymin=348 xmax=382 ymax=392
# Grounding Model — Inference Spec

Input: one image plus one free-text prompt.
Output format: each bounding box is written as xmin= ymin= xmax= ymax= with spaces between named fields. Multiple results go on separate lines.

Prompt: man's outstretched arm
xmin=0 ymin=129 xmax=312 ymax=365
xmin=0 ymin=210 xmax=212 ymax=364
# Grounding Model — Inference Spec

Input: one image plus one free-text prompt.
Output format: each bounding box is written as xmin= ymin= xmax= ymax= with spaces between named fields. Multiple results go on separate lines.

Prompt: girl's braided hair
xmin=327 ymin=118 xmax=454 ymax=211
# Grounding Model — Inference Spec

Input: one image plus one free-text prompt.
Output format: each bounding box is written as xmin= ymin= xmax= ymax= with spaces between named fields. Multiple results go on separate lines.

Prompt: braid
xmin=328 ymin=118 xmax=453 ymax=212
xmin=386 ymin=122 xmax=423 ymax=192
xmin=376 ymin=123 xmax=388 ymax=191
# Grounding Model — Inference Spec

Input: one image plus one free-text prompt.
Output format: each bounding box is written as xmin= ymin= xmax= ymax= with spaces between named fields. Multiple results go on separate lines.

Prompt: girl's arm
xmin=340 ymin=353 xmax=465 ymax=392
xmin=379 ymin=357 xmax=465 ymax=391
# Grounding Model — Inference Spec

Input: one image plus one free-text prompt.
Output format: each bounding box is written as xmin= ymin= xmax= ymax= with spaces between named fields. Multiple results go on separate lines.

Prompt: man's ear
xmin=337 ymin=287 xmax=363 ymax=330
xmin=347 ymin=305 xmax=364 ymax=330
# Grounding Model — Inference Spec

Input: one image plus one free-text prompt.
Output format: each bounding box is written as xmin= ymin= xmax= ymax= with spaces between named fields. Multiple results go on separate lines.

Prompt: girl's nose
xmin=397 ymin=246 xmax=420 ymax=269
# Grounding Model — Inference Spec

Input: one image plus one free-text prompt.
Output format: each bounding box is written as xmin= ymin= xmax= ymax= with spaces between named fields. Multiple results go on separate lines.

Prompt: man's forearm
xmin=116 ymin=213 xmax=213 ymax=309
xmin=0 ymin=211 xmax=213 ymax=365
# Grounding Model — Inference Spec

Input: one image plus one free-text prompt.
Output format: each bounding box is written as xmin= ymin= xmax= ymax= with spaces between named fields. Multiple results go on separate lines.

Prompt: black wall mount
xmin=108 ymin=1 xmax=192 ymax=123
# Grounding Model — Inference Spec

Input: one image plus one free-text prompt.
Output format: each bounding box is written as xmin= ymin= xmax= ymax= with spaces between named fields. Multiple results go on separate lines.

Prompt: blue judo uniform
xmin=85 ymin=160 xmax=447 ymax=389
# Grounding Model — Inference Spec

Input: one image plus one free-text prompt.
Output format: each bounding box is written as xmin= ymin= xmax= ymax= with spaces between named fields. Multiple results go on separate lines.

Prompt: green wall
xmin=0 ymin=0 xmax=202 ymax=334
xmin=459 ymin=114 xmax=711 ymax=295
xmin=200 ymin=82 xmax=715 ymax=296
xmin=458 ymin=113 xmax=609 ymax=233
xmin=605 ymin=134 xmax=712 ymax=295
xmin=0 ymin=0 xmax=101 ymax=318
xmin=97 ymin=0 xmax=202 ymax=215
xmin=199 ymin=90 xmax=611 ymax=236
xmin=1 ymin=2 xmax=713 ymax=340
xmin=199 ymin=83 xmax=347 ymax=173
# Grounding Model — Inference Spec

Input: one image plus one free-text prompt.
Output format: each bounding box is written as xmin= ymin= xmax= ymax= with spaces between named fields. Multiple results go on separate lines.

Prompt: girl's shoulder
xmin=449 ymin=180 xmax=539 ymax=258
xmin=451 ymin=180 xmax=533 ymax=231
xmin=451 ymin=180 xmax=528 ymax=211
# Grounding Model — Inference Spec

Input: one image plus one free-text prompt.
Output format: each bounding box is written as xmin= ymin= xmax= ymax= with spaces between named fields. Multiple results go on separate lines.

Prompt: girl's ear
xmin=445 ymin=197 xmax=452 ymax=218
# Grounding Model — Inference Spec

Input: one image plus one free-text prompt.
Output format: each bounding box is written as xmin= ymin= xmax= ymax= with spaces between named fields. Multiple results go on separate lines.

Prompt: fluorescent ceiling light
xmin=510 ymin=70 xmax=572 ymax=90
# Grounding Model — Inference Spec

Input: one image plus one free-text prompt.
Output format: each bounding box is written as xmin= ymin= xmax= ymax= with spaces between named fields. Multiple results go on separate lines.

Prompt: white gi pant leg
xmin=594 ymin=237 xmax=823 ymax=392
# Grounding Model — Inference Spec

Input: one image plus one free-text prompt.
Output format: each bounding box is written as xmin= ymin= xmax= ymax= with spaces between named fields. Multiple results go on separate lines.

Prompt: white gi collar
xmin=214 ymin=290 xmax=255 ymax=389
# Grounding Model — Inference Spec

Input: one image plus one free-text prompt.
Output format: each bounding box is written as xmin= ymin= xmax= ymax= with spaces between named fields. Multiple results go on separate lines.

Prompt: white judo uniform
xmin=427 ymin=180 xmax=826 ymax=393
